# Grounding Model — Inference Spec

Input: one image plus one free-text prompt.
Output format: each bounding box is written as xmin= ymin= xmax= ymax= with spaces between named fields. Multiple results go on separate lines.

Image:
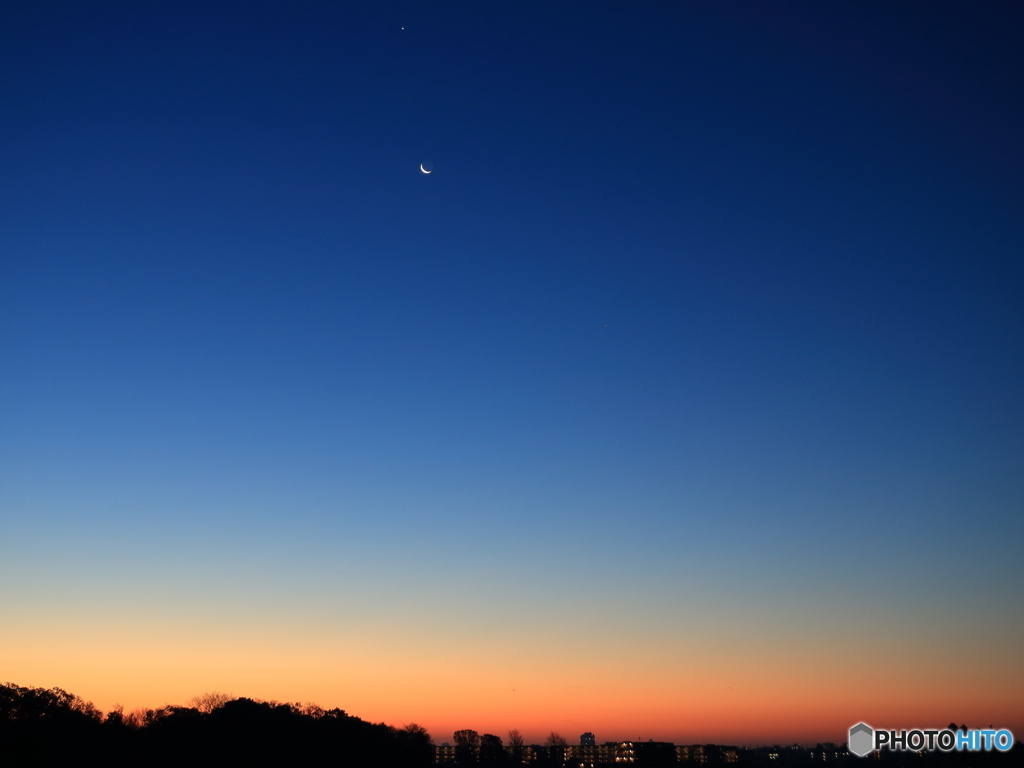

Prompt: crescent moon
xmin=420 ymin=163 xmax=431 ymax=174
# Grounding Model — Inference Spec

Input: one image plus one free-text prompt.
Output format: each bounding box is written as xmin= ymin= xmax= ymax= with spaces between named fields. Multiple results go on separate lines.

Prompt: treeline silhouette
xmin=3 ymin=683 xmax=1019 ymax=768
xmin=0 ymin=682 xmax=433 ymax=768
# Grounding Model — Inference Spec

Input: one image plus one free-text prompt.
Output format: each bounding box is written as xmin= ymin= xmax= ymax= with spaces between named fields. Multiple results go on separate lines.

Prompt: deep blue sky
xmin=1 ymin=0 xmax=1023 ymax=738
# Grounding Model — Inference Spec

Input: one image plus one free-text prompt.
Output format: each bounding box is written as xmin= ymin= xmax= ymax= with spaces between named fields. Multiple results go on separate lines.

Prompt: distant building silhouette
xmin=436 ymin=743 xmax=540 ymax=764
xmin=564 ymin=741 xmax=637 ymax=766
xmin=675 ymin=745 xmax=738 ymax=765
xmin=581 ymin=733 xmax=597 ymax=747
xmin=437 ymin=744 xmax=457 ymax=762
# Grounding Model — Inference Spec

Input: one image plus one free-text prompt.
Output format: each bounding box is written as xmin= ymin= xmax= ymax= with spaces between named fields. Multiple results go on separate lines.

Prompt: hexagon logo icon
xmin=848 ymin=723 xmax=874 ymax=757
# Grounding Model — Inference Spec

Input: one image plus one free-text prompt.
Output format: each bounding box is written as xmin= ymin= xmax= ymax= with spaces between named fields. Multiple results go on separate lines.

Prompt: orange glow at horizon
xmin=4 ymin=614 xmax=1021 ymax=746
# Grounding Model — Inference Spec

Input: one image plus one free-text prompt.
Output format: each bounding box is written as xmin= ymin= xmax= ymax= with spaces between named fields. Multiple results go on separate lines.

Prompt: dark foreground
xmin=0 ymin=683 xmax=432 ymax=768
xmin=1 ymin=683 xmax=1020 ymax=768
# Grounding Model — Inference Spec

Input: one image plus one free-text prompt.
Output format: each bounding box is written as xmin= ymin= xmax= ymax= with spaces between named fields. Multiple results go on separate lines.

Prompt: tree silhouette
xmin=0 ymin=683 xmax=103 ymax=766
xmin=189 ymin=691 xmax=232 ymax=713
xmin=0 ymin=681 xmax=435 ymax=768
xmin=401 ymin=722 xmax=436 ymax=766
xmin=508 ymin=729 xmax=526 ymax=764
xmin=455 ymin=728 xmax=482 ymax=766
xmin=481 ymin=733 xmax=506 ymax=768
xmin=543 ymin=732 xmax=569 ymax=768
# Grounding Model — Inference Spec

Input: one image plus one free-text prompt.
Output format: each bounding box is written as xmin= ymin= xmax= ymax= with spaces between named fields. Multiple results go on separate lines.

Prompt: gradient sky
xmin=2 ymin=0 xmax=1023 ymax=746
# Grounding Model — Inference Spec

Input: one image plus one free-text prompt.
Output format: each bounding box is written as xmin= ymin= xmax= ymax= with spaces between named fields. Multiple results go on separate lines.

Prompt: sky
xmin=1 ymin=0 xmax=1023 ymax=746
